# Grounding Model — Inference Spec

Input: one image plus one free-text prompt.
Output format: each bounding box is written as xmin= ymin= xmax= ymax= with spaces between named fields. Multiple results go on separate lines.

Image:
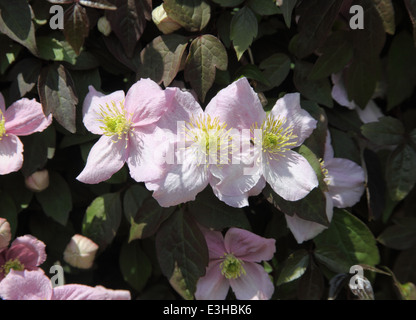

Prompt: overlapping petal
xmin=0 ymin=135 xmax=24 ymax=175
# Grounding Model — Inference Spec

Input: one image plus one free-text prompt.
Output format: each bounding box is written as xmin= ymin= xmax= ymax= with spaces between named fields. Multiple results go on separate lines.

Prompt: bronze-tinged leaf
xmin=63 ymin=3 xmax=90 ymax=55
xmin=38 ymin=64 xmax=78 ymax=133
xmin=371 ymin=0 xmax=395 ymax=35
xmin=184 ymin=35 xmax=227 ymax=102
xmin=163 ymin=0 xmax=211 ymax=32
xmin=79 ymin=0 xmax=117 ymax=10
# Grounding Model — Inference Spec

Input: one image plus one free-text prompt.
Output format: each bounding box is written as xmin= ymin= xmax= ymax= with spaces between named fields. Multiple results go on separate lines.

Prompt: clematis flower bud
xmin=97 ymin=16 xmax=112 ymax=36
xmin=152 ymin=4 xmax=182 ymax=34
xmin=25 ymin=170 xmax=49 ymax=192
xmin=0 ymin=218 xmax=11 ymax=250
xmin=63 ymin=234 xmax=99 ymax=269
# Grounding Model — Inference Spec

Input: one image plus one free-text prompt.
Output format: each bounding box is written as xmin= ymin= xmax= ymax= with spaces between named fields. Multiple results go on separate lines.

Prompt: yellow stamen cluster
xmin=220 ymin=253 xmax=246 ymax=279
xmin=319 ymin=158 xmax=330 ymax=185
xmin=0 ymin=111 xmax=6 ymax=140
xmin=97 ymin=101 xmax=132 ymax=145
xmin=185 ymin=114 xmax=231 ymax=166
xmin=1 ymin=259 xmax=24 ymax=276
xmin=252 ymin=115 xmax=298 ymax=160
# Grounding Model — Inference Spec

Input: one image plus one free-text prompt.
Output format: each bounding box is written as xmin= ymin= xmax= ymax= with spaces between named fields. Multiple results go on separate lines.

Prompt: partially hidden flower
xmin=145 ymin=84 xmax=256 ymax=208
xmin=285 ymin=130 xmax=366 ymax=243
xmin=195 ymin=227 xmax=276 ymax=300
xmin=152 ymin=4 xmax=182 ymax=34
xmin=0 ymin=218 xmax=11 ymax=251
xmin=204 ymin=77 xmax=319 ymax=207
xmin=25 ymin=169 xmax=49 ymax=192
xmin=0 ymin=269 xmax=131 ymax=300
xmin=331 ymin=71 xmax=384 ymax=124
xmin=0 ymin=93 xmax=52 ymax=175
xmin=76 ymin=78 xmax=174 ymax=184
xmin=63 ymin=234 xmax=99 ymax=269
xmin=0 ymin=234 xmax=46 ymax=281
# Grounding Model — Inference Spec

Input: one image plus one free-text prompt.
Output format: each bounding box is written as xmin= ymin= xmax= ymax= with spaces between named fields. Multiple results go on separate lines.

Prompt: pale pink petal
xmin=229 ymin=262 xmax=274 ymax=300
xmin=7 ymin=235 xmax=46 ymax=268
xmin=76 ymin=135 xmax=128 ymax=184
xmin=331 ymin=73 xmax=356 ymax=109
xmin=211 ymin=185 xmax=250 ymax=208
xmin=0 ymin=218 xmax=11 ymax=250
xmin=285 ymin=193 xmax=334 ymax=243
xmin=0 ymin=269 xmax=53 ymax=300
xmin=224 ymin=228 xmax=275 ymax=262
xmin=326 ymin=158 xmax=365 ymax=208
xmin=0 ymin=93 xmax=6 ymax=114
xmin=155 ymin=87 xmax=203 ymax=133
xmin=205 ymin=77 xmax=265 ymax=130
xmin=264 ymin=150 xmax=318 ymax=201
xmin=126 ymin=127 xmax=169 ymax=182
xmin=195 ymin=260 xmax=230 ymax=300
xmin=52 ymin=284 xmax=131 ymax=300
xmin=0 ymin=134 xmax=23 ymax=175
xmin=270 ymin=93 xmax=317 ymax=147
xmin=4 ymin=98 xmax=52 ymax=136
xmin=201 ymin=228 xmax=226 ymax=259
xmin=125 ymin=78 xmax=172 ymax=127
xmin=356 ymin=100 xmax=383 ymax=124
xmin=323 ymin=130 xmax=334 ymax=161
xmin=63 ymin=234 xmax=99 ymax=269
xmin=145 ymin=146 xmax=209 ymax=207
xmin=82 ymin=86 xmax=125 ymax=135
xmin=247 ymin=176 xmax=266 ymax=197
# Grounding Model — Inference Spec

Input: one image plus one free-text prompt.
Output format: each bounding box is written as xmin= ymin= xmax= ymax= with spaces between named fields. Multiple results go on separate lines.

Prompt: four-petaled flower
xmin=0 ymin=94 xmax=52 ymax=175
xmin=195 ymin=227 xmax=276 ymax=300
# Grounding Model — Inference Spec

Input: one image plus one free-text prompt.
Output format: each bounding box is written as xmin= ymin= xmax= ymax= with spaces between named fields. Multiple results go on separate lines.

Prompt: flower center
xmin=185 ymin=114 xmax=231 ymax=166
xmin=0 ymin=111 xmax=6 ymax=140
xmin=97 ymin=101 xmax=132 ymax=142
xmin=319 ymin=158 xmax=331 ymax=185
xmin=2 ymin=259 xmax=24 ymax=275
xmin=220 ymin=253 xmax=246 ymax=279
xmin=253 ymin=116 xmax=298 ymax=157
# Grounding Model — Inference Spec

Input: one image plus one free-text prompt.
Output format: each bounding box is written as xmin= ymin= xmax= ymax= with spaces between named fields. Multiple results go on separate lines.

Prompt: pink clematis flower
xmin=76 ymin=78 xmax=174 ymax=184
xmin=0 ymin=234 xmax=46 ymax=281
xmin=285 ymin=130 xmax=366 ymax=243
xmin=145 ymin=84 xmax=257 ymax=207
xmin=331 ymin=71 xmax=384 ymax=124
xmin=0 ymin=269 xmax=131 ymax=300
xmin=195 ymin=227 xmax=275 ymax=300
xmin=0 ymin=93 xmax=52 ymax=175
xmin=204 ymin=77 xmax=319 ymax=207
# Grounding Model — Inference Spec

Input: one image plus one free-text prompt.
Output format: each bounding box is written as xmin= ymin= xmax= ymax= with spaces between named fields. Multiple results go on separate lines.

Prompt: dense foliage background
xmin=1 ymin=0 xmax=416 ymax=300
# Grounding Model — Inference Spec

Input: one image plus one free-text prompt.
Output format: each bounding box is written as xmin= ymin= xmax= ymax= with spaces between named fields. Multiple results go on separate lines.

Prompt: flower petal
xmin=82 ymin=86 xmax=125 ymax=135
xmin=195 ymin=260 xmax=230 ymax=300
xmin=264 ymin=150 xmax=318 ymax=201
xmin=76 ymin=135 xmax=128 ymax=184
xmin=125 ymin=78 xmax=173 ymax=127
xmin=270 ymin=93 xmax=317 ymax=146
xmin=285 ymin=193 xmax=334 ymax=243
xmin=7 ymin=235 xmax=46 ymax=268
xmin=224 ymin=228 xmax=275 ymax=262
xmin=205 ymin=77 xmax=265 ymax=130
xmin=0 ymin=134 xmax=23 ymax=175
xmin=331 ymin=72 xmax=356 ymax=109
xmin=146 ymin=146 xmax=209 ymax=207
xmin=4 ymin=98 xmax=52 ymax=136
xmin=229 ymin=262 xmax=274 ymax=300
xmin=0 ymin=218 xmax=11 ymax=250
xmin=0 ymin=92 xmax=6 ymax=114
xmin=0 ymin=269 xmax=53 ymax=300
xmin=200 ymin=227 xmax=226 ymax=259
xmin=53 ymin=284 xmax=131 ymax=300
xmin=326 ymin=158 xmax=365 ymax=208
xmin=356 ymin=100 xmax=383 ymax=124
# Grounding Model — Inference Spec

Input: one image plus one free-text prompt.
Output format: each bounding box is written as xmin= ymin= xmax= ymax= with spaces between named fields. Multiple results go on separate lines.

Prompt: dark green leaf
xmin=7 ymin=58 xmax=43 ymax=100
xmin=0 ymin=192 xmax=18 ymax=237
xmin=119 ymin=240 xmax=152 ymax=292
xmin=280 ymin=0 xmax=297 ymax=28
xmin=258 ymin=53 xmax=291 ymax=91
xmin=184 ymin=35 xmax=227 ymax=102
xmin=405 ymin=0 xmax=416 ymax=46
xmin=301 ymin=101 xmax=328 ymax=159
xmin=63 ymin=4 xmax=89 ymax=55
xmin=82 ymin=192 xmax=122 ymax=249
xmin=163 ymin=0 xmax=211 ymax=32
xmin=276 ymin=249 xmax=309 ymax=286
xmin=234 ymin=64 xmax=271 ymax=86
xmin=230 ymin=6 xmax=258 ymax=61
xmin=35 ymin=172 xmax=72 ymax=226
xmin=247 ymin=0 xmax=280 ymax=16
xmin=123 ymin=184 xmax=150 ymax=222
xmin=377 ymin=221 xmax=416 ymax=250
xmin=156 ymin=208 xmax=208 ymax=299
xmin=211 ymin=0 xmax=244 ymax=6
xmin=0 ymin=35 xmax=21 ymax=75
xmin=314 ymin=209 xmax=380 ymax=273
xmin=297 ymin=260 xmax=324 ymax=300
xmin=361 ymin=116 xmax=405 ymax=146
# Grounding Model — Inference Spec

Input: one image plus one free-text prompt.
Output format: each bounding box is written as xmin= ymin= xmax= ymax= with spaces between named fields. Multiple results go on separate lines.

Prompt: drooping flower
xmin=0 ymin=234 xmax=46 ymax=281
xmin=24 ymin=169 xmax=50 ymax=192
xmin=195 ymin=227 xmax=276 ymax=300
xmin=63 ymin=234 xmax=99 ymax=269
xmin=0 ymin=218 xmax=11 ymax=251
xmin=204 ymin=77 xmax=319 ymax=207
xmin=0 ymin=269 xmax=131 ymax=300
xmin=284 ymin=130 xmax=366 ymax=243
xmin=331 ymin=71 xmax=384 ymax=124
xmin=0 ymin=94 xmax=52 ymax=175
xmin=145 ymin=85 xmax=257 ymax=208
xmin=76 ymin=78 xmax=174 ymax=184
